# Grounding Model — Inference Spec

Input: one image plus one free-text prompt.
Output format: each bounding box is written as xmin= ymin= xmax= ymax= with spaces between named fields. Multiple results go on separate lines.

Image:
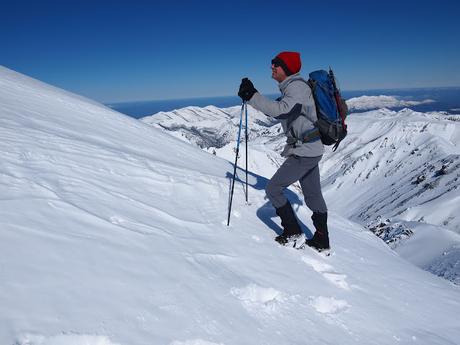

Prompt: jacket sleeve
xmin=248 ymin=80 xmax=315 ymax=122
xmin=248 ymin=87 xmax=301 ymax=119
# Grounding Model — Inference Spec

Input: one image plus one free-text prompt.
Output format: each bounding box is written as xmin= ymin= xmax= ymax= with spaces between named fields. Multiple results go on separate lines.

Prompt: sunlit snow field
xmin=1 ymin=66 xmax=460 ymax=345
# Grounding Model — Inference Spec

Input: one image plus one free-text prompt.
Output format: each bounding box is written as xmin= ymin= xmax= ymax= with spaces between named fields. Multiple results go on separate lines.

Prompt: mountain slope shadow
xmin=226 ymin=164 xmax=314 ymax=238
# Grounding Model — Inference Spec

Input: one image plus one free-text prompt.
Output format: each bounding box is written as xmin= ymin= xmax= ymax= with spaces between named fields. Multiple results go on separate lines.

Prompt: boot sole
xmin=297 ymin=243 xmax=331 ymax=256
xmin=275 ymin=234 xmax=306 ymax=249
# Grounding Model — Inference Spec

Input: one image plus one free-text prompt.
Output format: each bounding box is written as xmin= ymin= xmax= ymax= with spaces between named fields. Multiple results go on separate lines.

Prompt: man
xmin=238 ymin=51 xmax=329 ymax=252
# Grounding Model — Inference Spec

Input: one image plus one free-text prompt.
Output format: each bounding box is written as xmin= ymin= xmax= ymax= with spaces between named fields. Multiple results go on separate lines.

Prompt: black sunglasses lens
xmin=271 ymin=58 xmax=282 ymax=67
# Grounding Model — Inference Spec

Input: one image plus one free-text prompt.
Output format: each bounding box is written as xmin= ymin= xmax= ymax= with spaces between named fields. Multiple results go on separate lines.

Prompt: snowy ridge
xmin=323 ymin=108 xmax=460 ymax=284
xmin=142 ymin=106 xmax=237 ymax=149
xmin=142 ymin=105 xmax=283 ymax=151
xmin=2 ymin=66 xmax=460 ymax=345
xmin=346 ymin=95 xmax=435 ymax=111
xmin=142 ymin=105 xmax=287 ymax=179
xmin=321 ymin=108 xmax=460 ymax=231
xmin=142 ymin=102 xmax=460 ymax=284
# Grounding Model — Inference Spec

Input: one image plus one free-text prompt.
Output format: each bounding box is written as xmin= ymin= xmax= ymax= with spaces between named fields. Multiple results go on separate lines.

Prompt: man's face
xmin=271 ymin=63 xmax=287 ymax=83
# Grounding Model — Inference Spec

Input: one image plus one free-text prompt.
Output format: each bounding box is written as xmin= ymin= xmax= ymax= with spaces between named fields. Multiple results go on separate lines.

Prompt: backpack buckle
xmin=302 ymin=128 xmax=321 ymax=143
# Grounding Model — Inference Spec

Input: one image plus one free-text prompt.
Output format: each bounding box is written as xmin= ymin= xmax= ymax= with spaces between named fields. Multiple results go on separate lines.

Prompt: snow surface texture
xmin=142 ymin=97 xmax=460 ymax=285
xmin=1 ymin=66 xmax=460 ymax=345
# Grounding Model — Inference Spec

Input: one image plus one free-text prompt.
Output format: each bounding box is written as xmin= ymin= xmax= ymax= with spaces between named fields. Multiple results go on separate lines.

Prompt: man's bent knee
xmin=266 ymin=180 xmax=286 ymax=208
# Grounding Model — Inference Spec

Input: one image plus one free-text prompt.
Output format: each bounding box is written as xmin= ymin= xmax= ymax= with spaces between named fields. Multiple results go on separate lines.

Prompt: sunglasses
xmin=271 ymin=57 xmax=282 ymax=68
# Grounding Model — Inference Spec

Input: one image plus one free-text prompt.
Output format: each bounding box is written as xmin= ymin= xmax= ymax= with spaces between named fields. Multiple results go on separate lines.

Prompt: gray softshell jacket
xmin=248 ymin=73 xmax=324 ymax=157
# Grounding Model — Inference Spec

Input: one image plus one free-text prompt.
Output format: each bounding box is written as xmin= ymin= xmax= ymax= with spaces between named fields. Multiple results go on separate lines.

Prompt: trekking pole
xmin=245 ymin=102 xmax=249 ymax=203
xmin=227 ymin=102 xmax=245 ymax=226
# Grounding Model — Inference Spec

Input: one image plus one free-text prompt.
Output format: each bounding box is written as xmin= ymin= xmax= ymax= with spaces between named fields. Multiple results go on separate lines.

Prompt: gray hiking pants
xmin=266 ymin=155 xmax=328 ymax=213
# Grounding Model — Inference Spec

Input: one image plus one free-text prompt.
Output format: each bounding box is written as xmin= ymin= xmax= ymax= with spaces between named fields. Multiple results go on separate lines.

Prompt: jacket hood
xmin=279 ymin=73 xmax=308 ymax=93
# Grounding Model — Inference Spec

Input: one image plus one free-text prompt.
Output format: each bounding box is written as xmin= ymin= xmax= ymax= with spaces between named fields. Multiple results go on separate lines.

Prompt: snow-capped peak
xmin=346 ymin=95 xmax=435 ymax=111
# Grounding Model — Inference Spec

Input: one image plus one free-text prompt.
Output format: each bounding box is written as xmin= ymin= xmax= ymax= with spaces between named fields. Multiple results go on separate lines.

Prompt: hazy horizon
xmin=106 ymin=85 xmax=460 ymax=105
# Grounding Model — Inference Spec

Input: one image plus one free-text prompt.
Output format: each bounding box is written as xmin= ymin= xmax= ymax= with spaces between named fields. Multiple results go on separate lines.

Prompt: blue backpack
xmin=308 ymin=68 xmax=348 ymax=151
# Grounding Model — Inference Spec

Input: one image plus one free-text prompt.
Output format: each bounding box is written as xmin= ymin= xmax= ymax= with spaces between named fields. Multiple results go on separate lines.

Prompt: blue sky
xmin=1 ymin=0 xmax=459 ymax=103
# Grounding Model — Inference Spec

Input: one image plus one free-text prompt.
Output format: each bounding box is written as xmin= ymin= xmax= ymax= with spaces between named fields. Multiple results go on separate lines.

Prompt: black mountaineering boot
xmin=274 ymin=202 xmax=302 ymax=246
xmin=306 ymin=212 xmax=330 ymax=251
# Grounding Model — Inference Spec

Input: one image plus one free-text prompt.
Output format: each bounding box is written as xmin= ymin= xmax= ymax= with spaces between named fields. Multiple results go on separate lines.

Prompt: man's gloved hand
xmin=238 ymin=78 xmax=257 ymax=102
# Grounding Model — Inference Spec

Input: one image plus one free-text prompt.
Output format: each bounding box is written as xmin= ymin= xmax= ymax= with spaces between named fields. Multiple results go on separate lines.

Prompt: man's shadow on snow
xmin=226 ymin=164 xmax=313 ymax=238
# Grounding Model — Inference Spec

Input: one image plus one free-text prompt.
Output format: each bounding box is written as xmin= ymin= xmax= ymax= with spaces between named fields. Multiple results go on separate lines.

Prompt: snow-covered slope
xmin=322 ymin=108 xmax=460 ymax=229
xmin=142 ymin=100 xmax=460 ymax=285
xmin=321 ymin=108 xmax=460 ymax=284
xmin=2 ymin=66 xmax=460 ymax=345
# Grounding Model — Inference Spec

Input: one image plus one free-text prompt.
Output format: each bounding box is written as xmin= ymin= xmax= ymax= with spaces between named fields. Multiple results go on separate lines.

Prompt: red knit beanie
xmin=274 ymin=51 xmax=302 ymax=75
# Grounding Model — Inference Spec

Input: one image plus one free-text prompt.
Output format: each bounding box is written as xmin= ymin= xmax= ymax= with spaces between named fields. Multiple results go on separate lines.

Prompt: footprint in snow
xmin=301 ymin=256 xmax=350 ymax=291
xmin=110 ymin=215 xmax=124 ymax=225
xmin=231 ymin=284 xmax=285 ymax=316
xmin=309 ymin=296 xmax=350 ymax=315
